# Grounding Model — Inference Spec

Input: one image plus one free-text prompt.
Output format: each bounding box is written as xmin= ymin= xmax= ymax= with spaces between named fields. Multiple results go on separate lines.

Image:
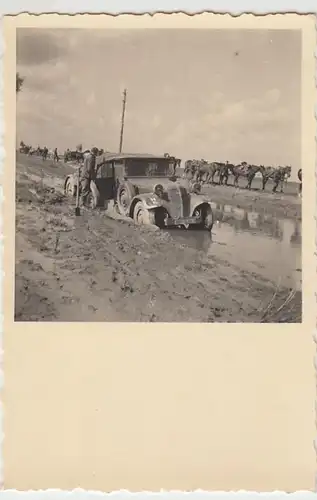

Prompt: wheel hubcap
xmin=120 ymin=190 xmax=129 ymax=210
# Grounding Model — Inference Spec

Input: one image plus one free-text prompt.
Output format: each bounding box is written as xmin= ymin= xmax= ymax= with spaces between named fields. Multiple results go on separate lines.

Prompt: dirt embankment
xmin=14 ymin=160 xmax=301 ymax=323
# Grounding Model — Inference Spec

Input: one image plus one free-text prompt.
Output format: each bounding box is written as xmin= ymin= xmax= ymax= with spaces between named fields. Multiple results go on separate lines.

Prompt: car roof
xmin=99 ymin=152 xmax=179 ymax=162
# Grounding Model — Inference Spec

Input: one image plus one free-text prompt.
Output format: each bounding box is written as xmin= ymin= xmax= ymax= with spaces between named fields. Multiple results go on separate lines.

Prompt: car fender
xmin=129 ymin=194 xmax=163 ymax=218
xmin=190 ymin=197 xmax=214 ymax=216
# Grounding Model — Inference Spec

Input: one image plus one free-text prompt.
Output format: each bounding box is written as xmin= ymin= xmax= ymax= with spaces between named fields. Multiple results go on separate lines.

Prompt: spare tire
xmin=116 ymin=181 xmax=137 ymax=216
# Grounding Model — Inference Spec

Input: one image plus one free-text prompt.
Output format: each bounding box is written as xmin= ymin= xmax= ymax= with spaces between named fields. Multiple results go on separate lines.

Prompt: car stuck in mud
xmin=64 ymin=153 xmax=214 ymax=230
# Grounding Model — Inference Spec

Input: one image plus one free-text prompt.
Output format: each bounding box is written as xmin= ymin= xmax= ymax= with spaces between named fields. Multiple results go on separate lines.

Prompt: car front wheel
xmin=193 ymin=204 xmax=214 ymax=230
xmin=133 ymin=201 xmax=155 ymax=225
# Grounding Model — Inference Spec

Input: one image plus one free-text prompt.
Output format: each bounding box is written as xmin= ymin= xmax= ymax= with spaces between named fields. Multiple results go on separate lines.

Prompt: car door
xmin=95 ymin=158 xmax=115 ymax=200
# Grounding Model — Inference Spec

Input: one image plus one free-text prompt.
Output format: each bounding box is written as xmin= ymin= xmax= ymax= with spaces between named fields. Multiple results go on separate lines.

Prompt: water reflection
xmin=290 ymin=220 xmax=302 ymax=245
xmin=167 ymin=202 xmax=302 ymax=291
xmin=209 ymin=202 xmax=301 ymax=245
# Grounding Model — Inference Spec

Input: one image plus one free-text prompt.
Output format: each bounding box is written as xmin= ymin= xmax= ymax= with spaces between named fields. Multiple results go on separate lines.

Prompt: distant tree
xmin=16 ymin=72 xmax=24 ymax=93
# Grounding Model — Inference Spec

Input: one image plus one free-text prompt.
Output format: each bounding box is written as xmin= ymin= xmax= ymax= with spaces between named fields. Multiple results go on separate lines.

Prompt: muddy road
xmin=15 ymin=153 xmax=302 ymax=323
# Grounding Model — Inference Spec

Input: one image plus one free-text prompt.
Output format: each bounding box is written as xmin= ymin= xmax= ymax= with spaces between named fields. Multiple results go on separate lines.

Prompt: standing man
xmin=53 ymin=147 xmax=59 ymax=163
xmin=42 ymin=146 xmax=48 ymax=161
xmin=80 ymin=146 xmax=98 ymax=207
xmin=298 ymin=168 xmax=302 ymax=197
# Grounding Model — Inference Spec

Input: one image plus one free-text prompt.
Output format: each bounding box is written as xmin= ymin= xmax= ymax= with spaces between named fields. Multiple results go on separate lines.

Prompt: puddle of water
xmin=209 ymin=202 xmax=301 ymax=244
xmin=167 ymin=203 xmax=301 ymax=291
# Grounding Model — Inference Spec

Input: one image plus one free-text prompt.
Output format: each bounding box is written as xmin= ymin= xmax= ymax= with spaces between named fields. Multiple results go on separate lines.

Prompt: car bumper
xmin=164 ymin=216 xmax=202 ymax=226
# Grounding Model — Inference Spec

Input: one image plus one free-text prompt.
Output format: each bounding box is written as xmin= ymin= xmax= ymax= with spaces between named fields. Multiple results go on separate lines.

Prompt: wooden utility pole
xmin=119 ymin=88 xmax=127 ymax=153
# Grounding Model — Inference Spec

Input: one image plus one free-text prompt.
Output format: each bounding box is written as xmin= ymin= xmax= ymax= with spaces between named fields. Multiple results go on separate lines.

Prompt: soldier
xmin=80 ymin=146 xmax=99 ymax=207
xmin=298 ymin=168 xmax=302 ymax=197
xmin=42 ymin=146 xmax=48 ymax=161
xmin=53 ymin=147 xmax=59 ymax=162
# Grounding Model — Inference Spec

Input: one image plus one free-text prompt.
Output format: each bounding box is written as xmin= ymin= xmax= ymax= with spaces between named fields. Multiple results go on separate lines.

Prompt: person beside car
xmin=80 ymin=147 xmax=99 ymax=206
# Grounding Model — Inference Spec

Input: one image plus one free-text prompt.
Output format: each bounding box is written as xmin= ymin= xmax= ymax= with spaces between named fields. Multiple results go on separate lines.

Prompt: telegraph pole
xmin=119 ymin=88 xmax=127 ymax=153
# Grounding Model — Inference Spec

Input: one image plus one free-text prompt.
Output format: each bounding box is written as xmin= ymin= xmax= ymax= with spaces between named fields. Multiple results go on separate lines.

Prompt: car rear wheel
xmin=117 ymin=181 xmax=136 ymax=216
xmin=85 ymin=186 xmax=100 ymax=210
xmin=85 ymin=180 xmax=101 ymax=209
xmin=65 ymin=178 xmax=76 ymax=197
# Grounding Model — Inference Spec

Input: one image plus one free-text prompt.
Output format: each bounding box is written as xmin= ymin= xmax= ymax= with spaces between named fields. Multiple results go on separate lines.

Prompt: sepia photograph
xmin=15 ymin=24 xmax=303 ymax=323
xmin=3 ymin=12 xmax=316 ymax=494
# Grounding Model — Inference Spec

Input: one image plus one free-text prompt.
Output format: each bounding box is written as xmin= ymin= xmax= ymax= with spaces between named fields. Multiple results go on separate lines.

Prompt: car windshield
xmin=125 ymin=158 xmax=174 ymax=177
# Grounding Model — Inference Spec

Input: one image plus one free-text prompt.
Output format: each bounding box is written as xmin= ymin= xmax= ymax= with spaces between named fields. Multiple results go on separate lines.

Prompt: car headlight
xmin=146 ymin=196 xmax=158 ymax=205
xmin=153 ymin=183 xmax=164 ymax=197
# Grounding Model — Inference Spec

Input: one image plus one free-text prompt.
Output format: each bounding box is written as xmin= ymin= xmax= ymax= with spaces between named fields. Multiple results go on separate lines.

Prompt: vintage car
xmin=64 ymin=152 xmax=214 ymax=230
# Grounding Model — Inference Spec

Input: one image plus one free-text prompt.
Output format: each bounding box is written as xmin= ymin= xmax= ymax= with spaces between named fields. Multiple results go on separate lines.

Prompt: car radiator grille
xmin=167 ymin=186 xmax=191 ymax=219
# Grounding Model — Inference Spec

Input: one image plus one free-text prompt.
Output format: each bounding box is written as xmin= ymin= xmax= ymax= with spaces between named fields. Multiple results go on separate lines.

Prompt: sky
xmin=16 ymin=28 xmax=301 ymax=179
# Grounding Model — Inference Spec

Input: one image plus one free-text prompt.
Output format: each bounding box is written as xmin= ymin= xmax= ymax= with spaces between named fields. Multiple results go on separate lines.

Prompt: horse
xmin=64 ymin=150 xmax=84 ymax=163
xmin=244 ymin=165 xmax=265 ymax=190
xmin=183 ymin=160 xmax=200 ymax=181
xmin=164 ymin=153 xmax=181 ymax=176
xmin=35 ymin=147 xmax=44 ymax=157
xmin=20 ymin=144 xmax=32 ymax=154
xmin=47 ymin=149 xmax=54 ymax=160
xmin=218 ymin=162 xmax=232 ymax=186
xmin=42 ymin=147 xmax=48 ymax=161
xmin=28 ymin=147 xmax=37 ymax=156
xmin=217 ymin=161 xmax=245 ymax=186
xmin=297 ymin=168 xmax=302 ymax=197
xmin=261 ymin=165 xmax=292 ymax=193
xmin=228 ymin=162 xmax=263 ymax=189
xmin=194 ymin=160 xmax=224 ymax=184
xmin=19 ymin=141 xmax=32 ymax=154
